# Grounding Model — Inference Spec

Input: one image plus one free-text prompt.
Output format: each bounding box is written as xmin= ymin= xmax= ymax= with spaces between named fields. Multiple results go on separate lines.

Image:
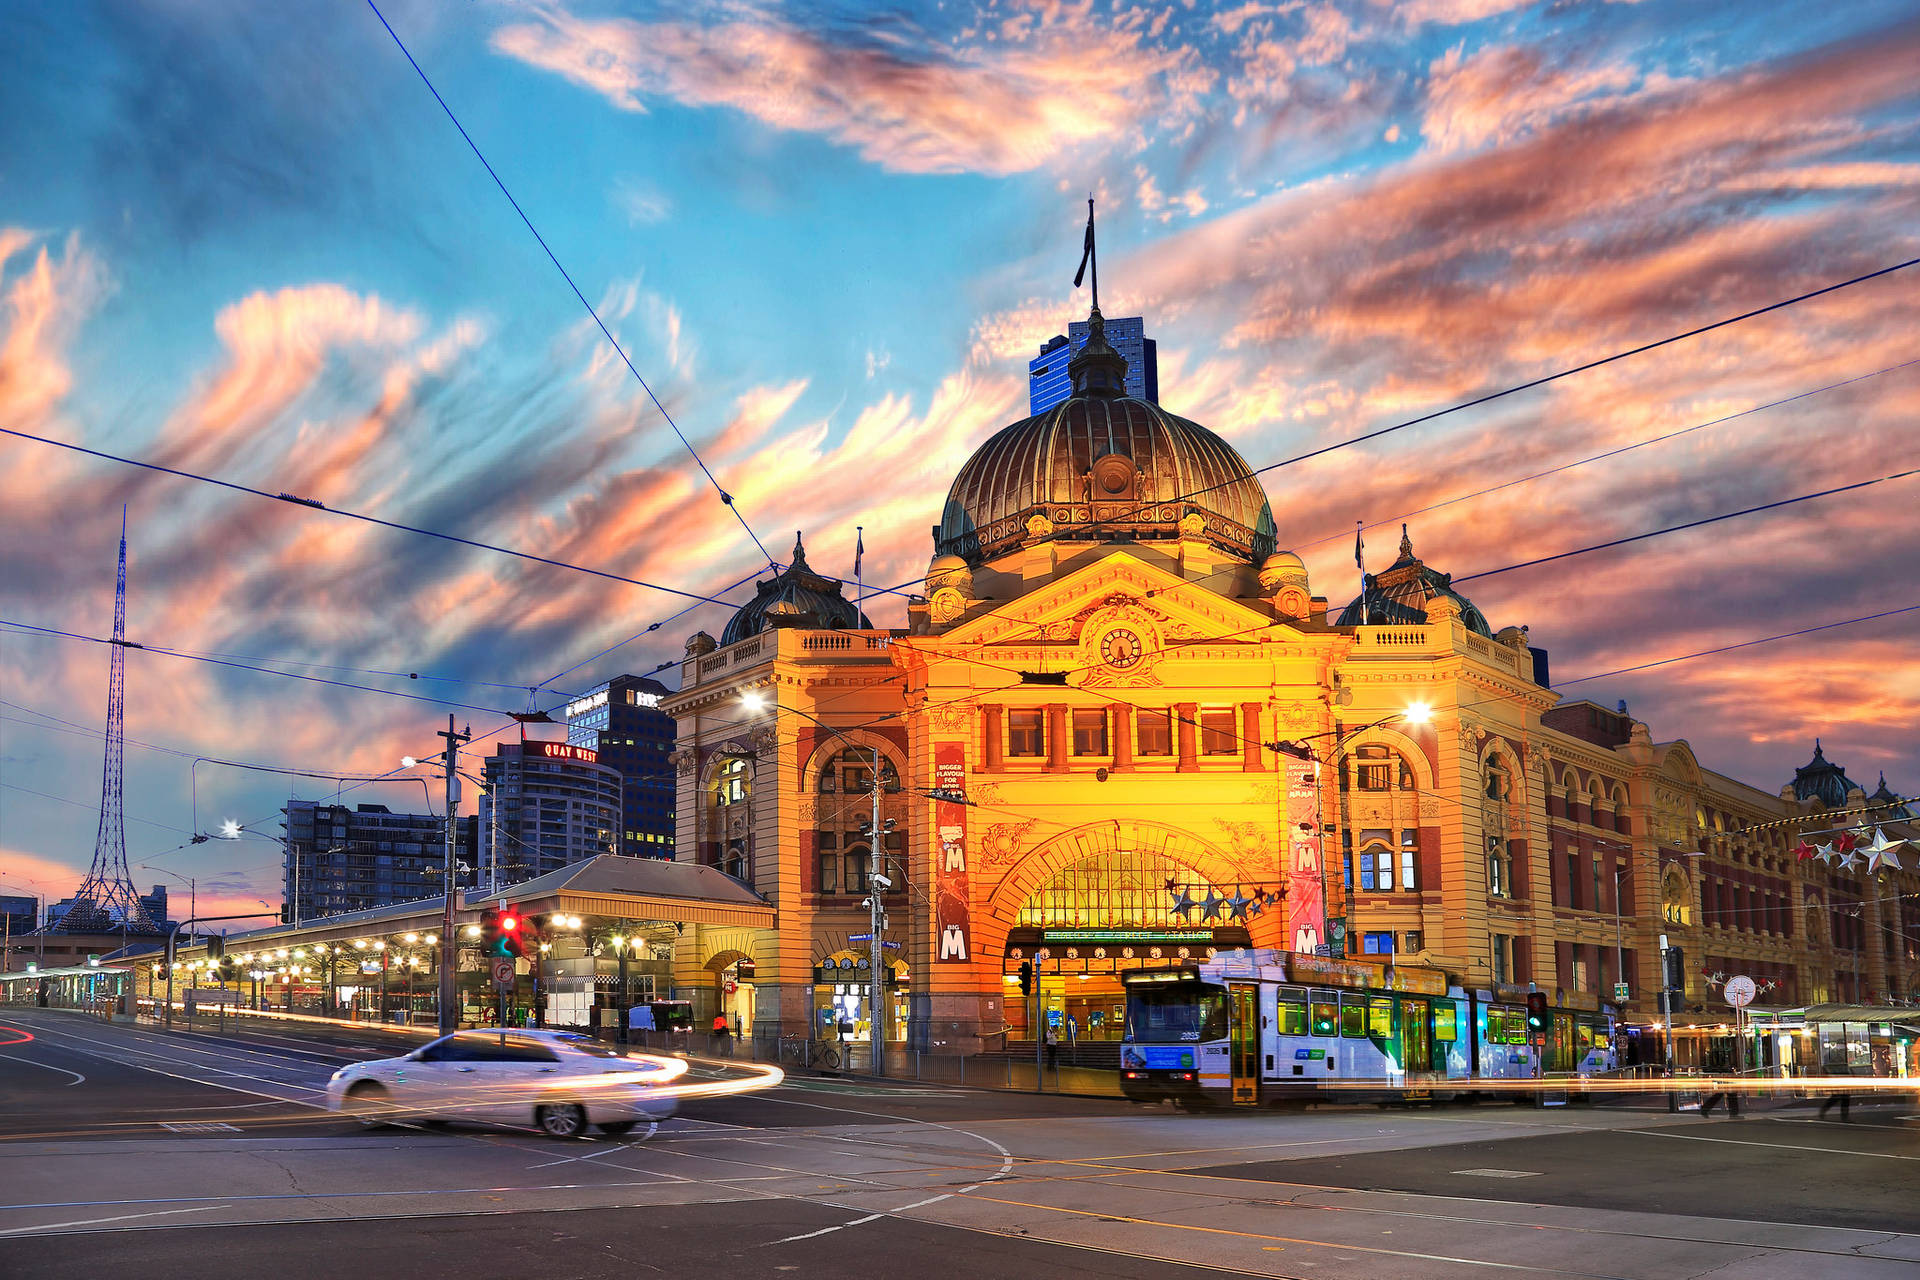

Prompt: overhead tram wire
xmin=1290 ymin=356 xmax=1920 ymax=554
xmin=364 ymin=1 xmax=776 ymax=574
xmin=739 ymin=471 xmax=1920 ymax=742
xmin=818 ymin=253 xmax=1920 ymax=620
xmin=1554 ymin=603 xmax=1920 ymax=687
xmin=780 ymin=259 xmax=1920 ymax=706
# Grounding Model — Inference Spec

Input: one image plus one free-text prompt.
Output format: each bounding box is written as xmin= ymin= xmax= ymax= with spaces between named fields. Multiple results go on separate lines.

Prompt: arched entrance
xmin=812 ymin=948 xmax=908 ymax=1045
xmin=705 ymin=949 xmax=757 ymax=1038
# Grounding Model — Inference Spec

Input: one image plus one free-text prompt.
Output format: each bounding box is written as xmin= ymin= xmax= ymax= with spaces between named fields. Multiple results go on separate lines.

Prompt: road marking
xmin=160 ymin=1122 xmax=243 ymax=1134
xmin=0 ymin=1205 xmax=229 ymax=1236
xmin=1452 ymin=1169 xmax=1543 ymax=1178
xmin=1627 ymin=1127 xmax=1920 ymax=1161
xmin=0 ymin=1051 xmax=85 ymax=1086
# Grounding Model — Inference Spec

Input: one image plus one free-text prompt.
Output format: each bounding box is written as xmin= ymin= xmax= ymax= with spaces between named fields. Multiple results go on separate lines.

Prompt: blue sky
xmin=3 ymin=0 xmax=1918 ymax=915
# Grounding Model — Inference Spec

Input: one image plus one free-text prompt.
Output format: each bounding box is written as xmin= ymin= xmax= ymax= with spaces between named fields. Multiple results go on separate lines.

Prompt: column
xmin=1240 ymin=702 xmax=1265 ymax=772
xmin=1045 ymin=704 xmax=1069 ymax=774
xmin=1109 ymin=704 xmax=1134 ymax=771
xmin=981 ymin=706 xmax=1003 ymax=771
xmin=1176 ymin=702 xmax=1198 ymax=773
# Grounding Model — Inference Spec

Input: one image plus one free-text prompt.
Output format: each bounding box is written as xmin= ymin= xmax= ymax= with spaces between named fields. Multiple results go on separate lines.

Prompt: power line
xmin=0 ymin=619 xmax=512 ymax=715
xmin=1555 ymin=604 xmax=1920 ymax=687
xmin=1455 ymin=464 xmax=1920 ymax=583
xmin=1296 ymin=357 xmax=1920 ymax=554
xmin=363 ymin=0 xmax=777 ymax=573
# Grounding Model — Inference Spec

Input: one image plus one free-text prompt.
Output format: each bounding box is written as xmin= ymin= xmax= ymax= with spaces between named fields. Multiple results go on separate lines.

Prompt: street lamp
xmin=742 ymin=688 xmax=891 ymax=1076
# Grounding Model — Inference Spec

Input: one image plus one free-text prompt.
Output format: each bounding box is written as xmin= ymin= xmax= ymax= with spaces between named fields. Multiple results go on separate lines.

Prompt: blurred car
xmin=326 ymin=1028 xmax=684 ymax=1138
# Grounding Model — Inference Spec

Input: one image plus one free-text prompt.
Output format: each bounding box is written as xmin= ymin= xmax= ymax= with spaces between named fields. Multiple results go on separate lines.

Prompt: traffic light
xmin=499 ymin=908 xmax=524 ymax=959
xmin=1663 ymin=946 xmax=1687 ymax=992
xmin=1525 ymin=991 xmax=1549 ymax=1035
xmin=1017 ymin=961 xmax=1033 ymax=996
xmin=480 ymin=908 xmax=501 ymax=956
xmin=205 ymin=935 xmax=225 ymax=961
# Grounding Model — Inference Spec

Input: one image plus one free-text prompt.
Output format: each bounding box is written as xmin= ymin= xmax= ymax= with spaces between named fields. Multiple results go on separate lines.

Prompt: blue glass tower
xmin=1028 ymin=316 xmax=1158 ymax=414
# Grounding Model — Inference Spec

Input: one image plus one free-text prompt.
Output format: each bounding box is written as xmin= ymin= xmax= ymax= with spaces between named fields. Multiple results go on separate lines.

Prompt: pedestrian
xmin=712 ymin=1012 xmax=732 ymax=1057
xmin=1698 ymin=1084 xmax=1741 ymax=1118
xmin=1817 ymin=1070 xmax=1851 ymax=1121
xmin=1044 ymin=1022 xmax=1058 ymax=1070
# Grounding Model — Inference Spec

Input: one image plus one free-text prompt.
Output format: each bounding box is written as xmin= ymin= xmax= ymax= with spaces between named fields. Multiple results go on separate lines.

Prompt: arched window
xmin=1348 ymin=744 xmax=1416 ymax=792
xmin=811 ymin=746 xmax=903 ymax=899
xmin=1662 ymin=867 xmax=1691 ymax=926
xmin=1485 ymin=757 xmax=1511 ymax=801
xmin=709 ymin=756 xmax=751 ymax=881
xmin=713 ymin=756 xmax=749 ymax=807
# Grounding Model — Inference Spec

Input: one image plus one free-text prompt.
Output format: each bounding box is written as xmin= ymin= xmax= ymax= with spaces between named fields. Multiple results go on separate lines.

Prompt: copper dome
xmin=934 ymin=396 xmax=1276 ymax=566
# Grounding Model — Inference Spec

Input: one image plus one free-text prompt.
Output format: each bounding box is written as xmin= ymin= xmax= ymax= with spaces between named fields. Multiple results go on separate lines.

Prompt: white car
xmin=326 ymin=1029 xmax=684 ymax=1139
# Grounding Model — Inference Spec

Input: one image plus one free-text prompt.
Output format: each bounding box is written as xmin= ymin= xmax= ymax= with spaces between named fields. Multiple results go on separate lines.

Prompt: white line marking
xmin=1628 ymin=1127 xmax=1920 ymax=1161
xmin=0 ymin=1051 xmax=85 ymax=1086
xmin=0 ymin=1205 xmax=228 ymax=1236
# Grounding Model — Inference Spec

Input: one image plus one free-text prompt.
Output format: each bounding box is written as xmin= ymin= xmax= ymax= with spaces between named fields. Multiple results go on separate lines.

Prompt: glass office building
xmin=565 ymin=675 xmax=677 ymax=858
xmin=1028 ymin=315 xmax=1159 ymax=414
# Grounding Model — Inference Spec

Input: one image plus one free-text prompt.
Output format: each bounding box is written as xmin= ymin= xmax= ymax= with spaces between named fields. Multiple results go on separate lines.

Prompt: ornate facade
xmin=664 ymin=306 xmax=1918 ymax=1052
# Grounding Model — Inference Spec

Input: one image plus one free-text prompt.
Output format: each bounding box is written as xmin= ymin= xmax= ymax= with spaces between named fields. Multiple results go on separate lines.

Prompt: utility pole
xmin=438 ymin=715 xmax=470 ymax=1034
xmin=869 ymin=744 xmax=885 ymax=1077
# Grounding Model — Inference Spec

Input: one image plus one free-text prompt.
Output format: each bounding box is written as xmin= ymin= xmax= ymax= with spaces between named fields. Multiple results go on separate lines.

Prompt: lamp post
xmin=1269 ymin=701 xmax=1432 ymax=958
xmin=743 ymin=689 xmax=889 ymax=1076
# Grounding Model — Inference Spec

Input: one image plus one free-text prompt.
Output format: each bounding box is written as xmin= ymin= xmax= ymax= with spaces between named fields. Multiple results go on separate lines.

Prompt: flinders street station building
xmin=663 ymin=308 xmax=1919 ymax=1061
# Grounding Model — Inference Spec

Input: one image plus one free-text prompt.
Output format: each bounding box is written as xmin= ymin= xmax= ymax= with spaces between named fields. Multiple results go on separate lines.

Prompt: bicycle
xmin=813 ymin=1041 xmax=842 ymax=1071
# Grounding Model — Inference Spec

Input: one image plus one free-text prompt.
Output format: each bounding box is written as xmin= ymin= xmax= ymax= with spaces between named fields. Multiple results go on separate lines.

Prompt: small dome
xmin=720 ymin=533 xmax=871 ymax=646
xmin=685 ymin=631 xmax=717 ymax=657
xmin=1338 ymin=525 xmax=1492 ymax=636
xmin=1263 ymin=551 xmax=1305 ymax=572
xmin=1867 ymin=772 xmax=1911 ymax=820
xmin=927 ymin=553 xmax=969 ymax=576
xmin=1792 ymin=740 xmax=1862 ymax=809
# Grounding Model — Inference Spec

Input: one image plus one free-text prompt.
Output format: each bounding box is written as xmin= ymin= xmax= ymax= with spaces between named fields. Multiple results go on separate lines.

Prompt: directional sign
xmin=491 ymin=959 xmax=515 ymax=987
xmin=1613 ymin=982 xmax=1630 ymax=1002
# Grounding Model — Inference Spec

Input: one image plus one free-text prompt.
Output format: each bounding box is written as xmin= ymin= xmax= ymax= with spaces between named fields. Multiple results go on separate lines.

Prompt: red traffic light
xmin=500 ymin=913 xmax=520 ymax=932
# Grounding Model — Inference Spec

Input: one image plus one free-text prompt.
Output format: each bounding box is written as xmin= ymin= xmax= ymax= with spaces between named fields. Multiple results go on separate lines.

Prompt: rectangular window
xmin=1404 ymin=931 xmax=1422 ymax=953
xmin=844 ymin=854 xmax=868 ymax=895
xmin=1278 ymin=999 xmax=1308 ymax=1036
xmin=1491 ymin=933 xmax=1513 ymax=983
xmin=1008 ymin=710 xmax=1045 ymax=757
xmin=1434 ymin=1004 xmax=1457 ymax=1043
xmin=1488 ymin=845 xmax=1511 ymax=899
xmin=1136 ymin=709 xmax=1173 ymax=756
xmin=817 ymin=853 xmax=839 ymax=895
xmin=1340 ymin=996 xmax=1367 ymax=1038
xmin=1368 ymin=997 xmax=1395 ymax=1039
xmin=1359 ymin=849 xmax=1393 ymax=892
xmin=1071 ymin=709 xmax=1108 ymax=756
xmin=1311 ymin=1000 xmax=1339 ymax=1037
xmin=1362 ymin=931 xmax=1395 ymax=955
xmin=1199 ymin=709 xmax=1238 ymax=756
xmin=1400 ymin=847 xmax=1417 ymax=891
xmin=1358 ymin=763 xmax=1392 ymax=791
xmin=816 ymin=830 xmax=837 ymax=850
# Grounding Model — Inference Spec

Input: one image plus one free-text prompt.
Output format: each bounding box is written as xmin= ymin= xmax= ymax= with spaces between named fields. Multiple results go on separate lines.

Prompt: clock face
xmin=1101 ymin=629 xmax=1144 ymax=669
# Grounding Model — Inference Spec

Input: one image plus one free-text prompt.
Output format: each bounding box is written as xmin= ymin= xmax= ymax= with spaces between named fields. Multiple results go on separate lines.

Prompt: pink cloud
xmin=1421 ymin=43 xmax=1645 ymax=154
xmin=490 ymin=5 xmax=1204 ymax=176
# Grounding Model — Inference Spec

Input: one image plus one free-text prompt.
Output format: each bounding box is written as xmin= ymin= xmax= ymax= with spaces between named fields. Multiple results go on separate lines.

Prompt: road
xmin=2 ymin=1008 xmax=1917 ymax=1279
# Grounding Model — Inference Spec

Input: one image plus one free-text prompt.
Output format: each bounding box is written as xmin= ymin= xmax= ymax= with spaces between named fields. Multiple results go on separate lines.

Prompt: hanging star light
xmin=1859 ymin=826 xmax=1907 ymax=873
xmin=1168 ymin=888 xmax=1198 ymax=920
xmin=1815 ymin=841 xmax=1839 ymax=863
xmin=1837 ymin=846 xmax=1863 ymax=873
xmin=1225 ymin=887 xmax=1254 ymax=920
xmin=1832 ymin=831 xmax=1859 ymax=855
xmin=1199 ymin=889 xmax=1226 ymax=921
xmin=1792 ymin=840 xmax=1818 ymax=861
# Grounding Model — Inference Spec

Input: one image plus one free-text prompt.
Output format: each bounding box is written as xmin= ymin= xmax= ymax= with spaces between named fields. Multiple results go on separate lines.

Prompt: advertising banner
xmin=1285 ymin=758 xmax=1326 ymax=953
xmin=933 ymin=741 xmax=971 ymax=963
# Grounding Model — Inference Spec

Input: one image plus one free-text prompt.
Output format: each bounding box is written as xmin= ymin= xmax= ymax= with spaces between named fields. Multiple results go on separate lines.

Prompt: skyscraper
xmin=1028 ymin=315 xmax=1158 ymax=413
xmin=564 ymin=675 xmax=677 ymax=857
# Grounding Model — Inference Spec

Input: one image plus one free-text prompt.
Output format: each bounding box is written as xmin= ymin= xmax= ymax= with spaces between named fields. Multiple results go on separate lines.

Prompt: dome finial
xmin=1399 ymin=523 xmax=1414 ymax=561
xmin=791 ymin=531 xmax=810 ymax=571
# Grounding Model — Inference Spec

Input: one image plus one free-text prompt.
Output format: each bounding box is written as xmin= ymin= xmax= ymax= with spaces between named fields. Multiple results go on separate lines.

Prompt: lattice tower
xmin=50 ymin=508 xmax=156 ymax=934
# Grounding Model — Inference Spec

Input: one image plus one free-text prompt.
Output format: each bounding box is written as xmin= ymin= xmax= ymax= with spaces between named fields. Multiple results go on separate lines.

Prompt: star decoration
xmin=1168 ymin=889 xmax=1198 ymax=920
xmin=1837 ymin=846 xmax=1863 ymax=873
xmin=1832 ymin=832 xmax=1859 ymax=855
xmin=1792 ymin=841 xmax=1818 ymax=861
xmin=1815 ymin=841 xmax=1838 ymax=863
xmin=1225 ymin=887 xmax=1254 ymax=920
xmin=1199 ymin=889 xmax=1226 ymax=921
xmin=1859 ymin=826 xmax=1907 ymax=873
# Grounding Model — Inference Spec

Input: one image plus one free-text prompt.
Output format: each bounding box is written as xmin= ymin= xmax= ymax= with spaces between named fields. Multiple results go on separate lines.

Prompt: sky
xmin=2 ymin=0 xmax=1917 ymax=922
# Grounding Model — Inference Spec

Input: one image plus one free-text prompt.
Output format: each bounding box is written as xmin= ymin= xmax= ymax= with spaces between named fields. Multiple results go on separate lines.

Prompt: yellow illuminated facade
xmin=665 ymin=308 xmax=1918 ymax=1053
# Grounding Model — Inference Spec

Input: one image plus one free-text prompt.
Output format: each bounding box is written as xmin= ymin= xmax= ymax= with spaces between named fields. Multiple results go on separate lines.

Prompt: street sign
xmin=1313 ymin=944 xmax=1334 ymax=957
xmin=1723 ymin=975 xmax=1756 ymax=1007
xmin=491 ymin=958 xmax=515 ymax=986
xmin=1613 ymin=982 xmax=1630 ymax=1002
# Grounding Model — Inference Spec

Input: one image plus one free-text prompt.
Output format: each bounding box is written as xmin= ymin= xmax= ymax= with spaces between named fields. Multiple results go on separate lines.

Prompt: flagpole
xmin=1355 ymin=521 xmax=1366 ymax=625
xmin=1088 ymin=194 xmax=1098 ymax=311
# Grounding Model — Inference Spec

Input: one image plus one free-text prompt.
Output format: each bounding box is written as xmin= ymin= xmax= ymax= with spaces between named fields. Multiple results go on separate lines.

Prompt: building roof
xmin=720 ymin=533 xmax=871 ymax=646
xmin=1791 ymin=740 xmax=1862 ymax=808
xmin=936 ymin=309 xmax=1275 ymax=567
xmin=1336 ymin=525 xmax=1493 ymax=637
xmin=1867 ymin=772 xmax=1912 ymax=820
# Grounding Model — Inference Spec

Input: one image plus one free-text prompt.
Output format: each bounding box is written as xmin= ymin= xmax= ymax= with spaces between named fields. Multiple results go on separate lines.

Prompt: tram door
xmin=1230 ymin=984 xmax=1259 ymax=1105
xmin=1400 ymin=998 xmax=1433 ymax=1074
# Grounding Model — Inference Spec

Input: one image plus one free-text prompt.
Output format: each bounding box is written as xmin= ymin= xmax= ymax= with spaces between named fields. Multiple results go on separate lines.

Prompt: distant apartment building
xmin=478 ymin=740 xmax=622 ymax=886
xmin=281 ymin=801 xmax=479 ymax=918
xmin=565 ymin=674 xmax=676 ymax=858
xmin=1028 ymin=315 xmax=1158 ymax=413
xmin=45 ymin=884 xmax=172 ymax=934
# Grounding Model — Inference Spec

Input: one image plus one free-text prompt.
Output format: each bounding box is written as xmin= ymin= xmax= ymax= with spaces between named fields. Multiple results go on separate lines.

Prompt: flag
xmin=853 ymin=527 xmax=864 ymax=578
xmin=1073 ymin=202 xmax=1095 ymax=287
xmin=1354 ymin=522 xmax=1365 ymax=573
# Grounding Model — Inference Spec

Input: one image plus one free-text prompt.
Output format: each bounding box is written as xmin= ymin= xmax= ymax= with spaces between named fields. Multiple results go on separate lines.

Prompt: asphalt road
xmin=4 ymin=1007 xmax=1919 ymax=1279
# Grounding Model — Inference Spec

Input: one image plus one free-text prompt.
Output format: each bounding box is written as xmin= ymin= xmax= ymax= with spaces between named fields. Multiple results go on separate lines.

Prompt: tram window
xmin=1434 ymin=1004 xmax=1458 ymax=1043
xmin=1340 ymin=996 xmax=1367 ymax=1038
xmin=1368 ymin=997 xmax=1395 ymax=1039
xmin=1505 ymin=1009 xmax=1529 ymax=1045
xmin=1127 ymin=985 xmax=1229 ymax=1042
xmin=1278 ymin=999 xmax=1308 ymax=1036
xmin=1486 ymin=1009 xmax=1507 ymax=1044
xmin=1311 ymin=1001 xmax=1339 ymax=1037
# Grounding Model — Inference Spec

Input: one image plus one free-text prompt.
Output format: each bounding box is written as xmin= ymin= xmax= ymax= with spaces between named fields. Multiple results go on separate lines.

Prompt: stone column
xmin=1176 ymin=702 xmax=1199 ymax=772
xmin=1109 ymin=704 xmax=1134 ymax=771
xmin=1045 ymin=704 xmax=1069 ymax=773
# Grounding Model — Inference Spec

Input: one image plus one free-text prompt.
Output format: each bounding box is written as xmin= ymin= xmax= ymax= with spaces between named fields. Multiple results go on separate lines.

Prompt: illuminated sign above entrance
xmin=535 ymin=741 xmax=599 ymax=764
xmin=1042 ymin=928 xmax=1217 ymax=944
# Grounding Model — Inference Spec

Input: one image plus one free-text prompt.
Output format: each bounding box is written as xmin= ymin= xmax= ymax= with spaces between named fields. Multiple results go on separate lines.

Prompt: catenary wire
xmin=1554 ymin=603 xmax=1920 ymax=687
xmin=363 ymin=0 xmax=777 ymax=573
